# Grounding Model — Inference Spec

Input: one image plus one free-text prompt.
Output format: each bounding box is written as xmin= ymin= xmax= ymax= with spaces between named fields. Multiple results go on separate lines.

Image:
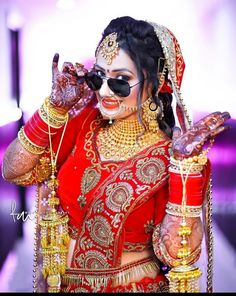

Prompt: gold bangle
xmin=42 ymin=100 xmax=68 ymax=122
xmin=166 ymin=202 xmax=202 ymax=218
xmin=39 ymin=104 xmax=69 ymax=128
xmin=169 ymin=156 xmax=205 ymax=174
xmin=18 ymin=127 xmax=45 ymax=155
xmin=44 ymin=97 xmax=68 ymax=120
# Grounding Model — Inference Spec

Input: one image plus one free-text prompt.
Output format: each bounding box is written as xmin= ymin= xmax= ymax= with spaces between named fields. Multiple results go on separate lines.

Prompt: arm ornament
xmin=166 ymin=202 xmax=202 ymax=218
xmin=152 ymin=224 xmax=201 ymax=268
xmin=9 ymin=153 xmax=52 ymax=186
xmin=164 ymin=155 xmax=207 ymax=292
xmin=18 ymin=97 xmax=68 ymax=155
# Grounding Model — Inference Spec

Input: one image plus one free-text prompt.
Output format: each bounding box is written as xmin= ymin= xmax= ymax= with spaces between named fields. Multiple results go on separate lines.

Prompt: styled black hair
xmin=97 ymin=16 xmax=175 ymax=138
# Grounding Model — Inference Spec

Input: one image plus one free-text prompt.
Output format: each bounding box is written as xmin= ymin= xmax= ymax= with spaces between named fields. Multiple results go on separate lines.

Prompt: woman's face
xmin=95 ymin=48 xmax=148 ymax=121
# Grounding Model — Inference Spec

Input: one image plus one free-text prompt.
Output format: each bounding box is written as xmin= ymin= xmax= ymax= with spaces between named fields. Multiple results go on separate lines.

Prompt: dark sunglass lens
xmin=85 ymin=73 xmax=103 ymax=91
xmin=108 ymin=79 xmax=130 ymax=97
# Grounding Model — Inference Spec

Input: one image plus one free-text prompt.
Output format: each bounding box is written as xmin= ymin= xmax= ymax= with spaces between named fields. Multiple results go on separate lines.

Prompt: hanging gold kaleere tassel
xmin=167 ymin=162 xmax=202 ymax=293
xmin=39 ymin=107 xmax=69 ymax=293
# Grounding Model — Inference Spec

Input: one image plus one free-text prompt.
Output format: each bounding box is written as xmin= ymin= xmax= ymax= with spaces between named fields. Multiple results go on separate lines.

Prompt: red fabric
xmin=159 ymin=80 xmax=173 ymax=94
xmin=123 ymin=184 xmax=168 ymax=247
xmin=47 ymin=100 xmax=211 ymax=292
xmin=167 ymin=29 xmax=185 ymax=89
xmin=52 ymin=98 xmax=97 ymax=167
xmin=68 ymin=139 xmax=170 ymax=268
xmin=54 ymin=102 xmax=171 ymax=264
xmin=166 ymin=28 xmax=187 ymax=132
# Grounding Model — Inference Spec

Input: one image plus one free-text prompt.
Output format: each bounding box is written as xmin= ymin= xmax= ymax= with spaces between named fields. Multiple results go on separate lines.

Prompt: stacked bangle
xmin=18 ymin=127 xmax=46 ymax=155
xmin=18 ymin=97 xmax=69 ymax=155
xmin=169 ymin=155 xmax=206 ymax=174
xmin=168 ymin=171 xmax=204 ymax=206
xmin=39 ymin=97 xmax=69 ymax=128
xmin=166 ymin=153 xmax=207 ymax=216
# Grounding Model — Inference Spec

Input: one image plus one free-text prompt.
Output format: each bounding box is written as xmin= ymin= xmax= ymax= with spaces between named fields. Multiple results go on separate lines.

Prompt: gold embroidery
xmin=62 ymin=257 xmax=160 ymax=291
xmin=105 ymin=182 xmax=134 ymax=213
xmin=77 ymin=167 xmax=101 ymax=208
xmin=123 ymin=242 xmax=151 ymax=252
xmin=75 ymin=250 xmax=111 ymax=269
xmin=119 ymin=169 xmax=133 ymax=180
xmin=73 ymin=135 xmax=170 ymax=269
xmin=135 ymin=157 xmax=166 ymax=184
xmin=86 ymin=216 xmax=114 ymax=247
xmin=77 ymin=115 xmax=118 ymax=208
xmin=144 ymin=220 xmax=155 ymax=234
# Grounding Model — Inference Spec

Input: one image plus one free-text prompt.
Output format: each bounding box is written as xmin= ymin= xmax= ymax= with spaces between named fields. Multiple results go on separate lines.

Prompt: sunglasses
xmin=84 ymin=71 xmax=141 ymax=97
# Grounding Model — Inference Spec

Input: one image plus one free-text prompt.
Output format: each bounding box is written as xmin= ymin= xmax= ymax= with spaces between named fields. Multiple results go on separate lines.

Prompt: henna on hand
xmin=160 ymin=214 xmax=203 ymax=260
xmin=172 ymin=111 xmax=231 ymax=159
xmin=2 ymin=138 xmax=40 ymax=180
xmin=50 ymin=53 xmax=88 ymax=113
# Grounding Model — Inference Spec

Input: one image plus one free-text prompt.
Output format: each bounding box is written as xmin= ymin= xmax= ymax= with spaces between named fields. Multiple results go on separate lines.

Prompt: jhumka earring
xmin=96 ymin=32 xmax=119 ymax=65
xmin=141 ymin=97 xmax=161 ymax=133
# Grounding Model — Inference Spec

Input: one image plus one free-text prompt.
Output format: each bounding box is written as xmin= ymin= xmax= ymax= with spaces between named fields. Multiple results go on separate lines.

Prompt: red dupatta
xmin=70 ymin=138 xmax=172 ymax=269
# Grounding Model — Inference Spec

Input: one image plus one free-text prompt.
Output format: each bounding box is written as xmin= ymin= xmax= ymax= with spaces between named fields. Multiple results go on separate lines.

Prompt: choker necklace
xmin=97 ymin=118 xmax=162 ymax=161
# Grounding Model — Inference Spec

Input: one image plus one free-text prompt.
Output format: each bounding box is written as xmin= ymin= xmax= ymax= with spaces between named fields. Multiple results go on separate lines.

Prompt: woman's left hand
xmin=172 ymin=111 xmax=231 ymax=160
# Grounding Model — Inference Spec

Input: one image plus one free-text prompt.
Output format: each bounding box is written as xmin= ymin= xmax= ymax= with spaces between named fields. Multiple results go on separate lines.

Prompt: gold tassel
xmin=167 ymin=161 xmax=202 ymax=293
xmin=39 ymin=171 xmax=69 ymax=293
xmin=167 ymin=220 xmax=202 ymax=292
xmin=39 ymin=107 xmax=69 ymax=293
xmin=168 ymin=264 xmax=202 ymax=292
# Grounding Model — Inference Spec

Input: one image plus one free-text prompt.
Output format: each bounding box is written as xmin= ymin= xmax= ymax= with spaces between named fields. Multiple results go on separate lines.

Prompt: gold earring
xmin=142 ymin=98 xmax=160 ymax=133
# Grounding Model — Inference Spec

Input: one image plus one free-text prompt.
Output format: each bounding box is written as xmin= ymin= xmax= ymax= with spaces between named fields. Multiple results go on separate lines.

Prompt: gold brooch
xmin=97 ymin=32 xmax=119 ymax=65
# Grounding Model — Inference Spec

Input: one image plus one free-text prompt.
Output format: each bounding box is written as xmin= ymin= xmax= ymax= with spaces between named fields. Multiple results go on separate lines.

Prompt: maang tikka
xmin=96 ymin=32 xmax=119 ymax=65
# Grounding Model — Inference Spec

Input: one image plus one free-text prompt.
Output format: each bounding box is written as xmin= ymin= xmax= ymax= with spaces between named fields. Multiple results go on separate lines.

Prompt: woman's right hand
xmin=50 ymin=53 xmax=88 ymax=113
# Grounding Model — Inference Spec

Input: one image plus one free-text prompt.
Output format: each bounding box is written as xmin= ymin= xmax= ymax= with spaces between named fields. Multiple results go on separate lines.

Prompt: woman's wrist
xmin=18 ymin=97 xmax=68 ymax=154
xmin=167 ymin=153 xmax=207 ymax=213
xmin=166 ymin=202 xmax=202 ymax=217
xmin=39 ymin=96 xmax=69 ymax=128
xmin=45 ymin=96 xmax=69 ymax=116
xmin=169 ymin=154 xmax=207 ymax=175
xmin=168 ymin=171 xmax=204 ymax=206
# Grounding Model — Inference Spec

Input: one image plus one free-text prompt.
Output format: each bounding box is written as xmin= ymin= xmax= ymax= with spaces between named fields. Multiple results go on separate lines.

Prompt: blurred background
xmin=0 ymin=0 xmax=235 ymax=292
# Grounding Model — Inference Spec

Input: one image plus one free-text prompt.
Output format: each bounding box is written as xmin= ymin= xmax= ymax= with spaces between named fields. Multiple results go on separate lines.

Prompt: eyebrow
xmin=94 ymin=64 xmax=135 ymax=75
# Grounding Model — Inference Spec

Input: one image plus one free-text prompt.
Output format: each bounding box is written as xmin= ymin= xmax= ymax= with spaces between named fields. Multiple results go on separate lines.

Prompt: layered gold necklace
xmin=96 ymin=118 xmax=163 ymax=161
